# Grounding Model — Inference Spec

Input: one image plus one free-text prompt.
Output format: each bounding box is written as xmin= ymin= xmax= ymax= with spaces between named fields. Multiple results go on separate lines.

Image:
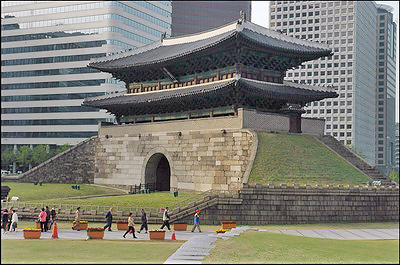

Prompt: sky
xmin=251 ymin=1 xmax=399 ymax=123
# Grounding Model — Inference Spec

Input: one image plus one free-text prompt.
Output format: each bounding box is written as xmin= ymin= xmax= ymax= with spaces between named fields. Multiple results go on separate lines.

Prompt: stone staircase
xmin=318 ymin=135 xmax=396 ymax=186
xmin=169 ymin=190 xmax=242 ymax=223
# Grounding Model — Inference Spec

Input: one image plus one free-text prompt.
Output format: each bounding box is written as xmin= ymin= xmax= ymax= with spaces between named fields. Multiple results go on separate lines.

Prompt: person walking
xmin=123 ymin=212 xmax=137 ymax=239
xmin=2 ymin=209 xmax=9 ymax=233
xmin=49 ymin=207 xmax=57 ymax=230
xmin=45 ymin=206 xmax=51 ymax=232
xmin=160 ymin=207 xmax=171 ymax=231
xmin=38 ymin=208 xmax=47 ymax=232
xmin=191 ymin=209 xmax=202 ymax=233
xmin=103 ymin=207 xmax=113 ymax=231
xmin=137 ymin=209 xmax=148 ymax=233
xmin=7 ymin=207 xmax=13 ymax=231
xmin=72 ymin=207 xmax=82 ymax=231
xmin=10 ymin=210 xmax=18 ymax=232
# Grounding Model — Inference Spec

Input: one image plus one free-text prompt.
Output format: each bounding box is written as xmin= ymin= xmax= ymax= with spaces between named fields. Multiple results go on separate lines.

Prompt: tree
xmin=55 ymin=144 xmax=72 ymax=155
xmin=16 ymin=145 xmax=32 ymax=171
xmin=1 ymin=149 xmax=16 ymax=170
xmin=32 ymin=145 xmax=50 ymax=167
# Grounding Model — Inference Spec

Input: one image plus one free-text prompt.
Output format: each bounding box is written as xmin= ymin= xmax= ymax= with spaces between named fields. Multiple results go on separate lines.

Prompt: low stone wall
xmin=182 ymin=184 xmax=399 ymax=225
xmin=301 ymin=117 xmax=325 ymax=136
xmin=18 ymin=136 xmax=98 ymax=184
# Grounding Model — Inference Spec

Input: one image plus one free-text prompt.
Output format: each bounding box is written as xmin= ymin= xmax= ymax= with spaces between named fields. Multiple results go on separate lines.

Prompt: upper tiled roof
xmin=88 ymin=20 xmax=332 ymax=71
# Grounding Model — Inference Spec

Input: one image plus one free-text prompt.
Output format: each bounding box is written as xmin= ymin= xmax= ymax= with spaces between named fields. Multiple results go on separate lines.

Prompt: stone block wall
xmin=18 ymin=136 xmax=98 ymax=184
xmin=94 ymin=129 xmax=256 ymax=192
xmin=180 ymin=184 xmax=399 ymax=225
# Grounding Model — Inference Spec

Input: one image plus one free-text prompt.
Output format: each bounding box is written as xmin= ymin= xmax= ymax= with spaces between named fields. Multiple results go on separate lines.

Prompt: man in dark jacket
xmin=103 ymin=207 xmax=113 ymax=231
xmin=49 ymin=207 xmax=57 ymax=230
xmin=137 ymin=209 xmax=148 ymax=233
xmin=2 ymin=209 xmax=9 ymax=233
xmin=45 ymin=206 xmax=51 ymax=232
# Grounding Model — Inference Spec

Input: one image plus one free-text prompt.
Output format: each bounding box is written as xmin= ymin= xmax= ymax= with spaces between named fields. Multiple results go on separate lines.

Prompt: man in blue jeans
xmin=191 ymin=209 xmax=201 ymax=232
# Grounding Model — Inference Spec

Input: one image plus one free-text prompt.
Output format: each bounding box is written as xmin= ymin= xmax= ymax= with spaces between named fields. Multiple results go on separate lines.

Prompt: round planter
xmin=23 ymin=231 xmax=41 ymax=239
xmin=149 ymin=231 xmax=165 ymax=240
xmin=221 ymin=221 xmax=236 ymax=230
xmin=117 ymin=223 xmax=128 ymax=231
xmin=87 ymin=230 xmax=104 ymax=239
xmin=173 ymin=223 xmax=187 ymax=231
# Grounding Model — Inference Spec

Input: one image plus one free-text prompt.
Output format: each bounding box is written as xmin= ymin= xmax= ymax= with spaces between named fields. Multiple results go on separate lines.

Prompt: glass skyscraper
xmin=1 ymin=1 xmax=171 ymax=151
xmin=171 ymin=0 xmax=251 ymax=37
xmin=270 ymin=1 xmax=397 ymax=170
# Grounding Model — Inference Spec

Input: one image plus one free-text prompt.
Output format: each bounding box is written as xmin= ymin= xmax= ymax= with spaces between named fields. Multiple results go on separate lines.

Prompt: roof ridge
xmin=89 ymin=40 xmax=162 ymax=65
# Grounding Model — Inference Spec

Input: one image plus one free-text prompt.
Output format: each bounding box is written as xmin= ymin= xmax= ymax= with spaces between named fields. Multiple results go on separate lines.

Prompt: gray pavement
xmin=256 ymin=228 xmax=399 ymax=240
xmin=2 ymin=227 xmax=398 ymax=264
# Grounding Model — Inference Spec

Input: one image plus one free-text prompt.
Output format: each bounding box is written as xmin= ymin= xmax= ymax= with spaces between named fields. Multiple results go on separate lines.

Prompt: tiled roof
xmin=88 ymin=20 xmax=332 ymax=71
xmin=82 ymin=78 xmax=337 ymax=114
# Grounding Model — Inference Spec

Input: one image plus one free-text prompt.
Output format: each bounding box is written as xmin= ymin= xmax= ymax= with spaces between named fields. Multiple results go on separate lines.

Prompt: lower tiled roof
xmin=82 ymin=78 xmax=337 ymax=116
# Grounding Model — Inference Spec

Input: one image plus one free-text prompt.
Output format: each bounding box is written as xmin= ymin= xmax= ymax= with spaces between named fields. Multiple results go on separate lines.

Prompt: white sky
xmin=251 ymin=1 xmax=399 ymax=123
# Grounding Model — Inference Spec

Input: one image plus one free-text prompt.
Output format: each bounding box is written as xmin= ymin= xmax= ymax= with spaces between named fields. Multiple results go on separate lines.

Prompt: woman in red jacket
xmin=38 ymin=208 xmax=47 ymax=232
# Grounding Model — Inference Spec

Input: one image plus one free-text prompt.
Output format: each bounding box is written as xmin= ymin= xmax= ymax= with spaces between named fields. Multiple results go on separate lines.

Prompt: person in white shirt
xmin=10 ymin=210 xmax=18 ymax=232
xmin=160 ymin=207 xmax=171 ymax=231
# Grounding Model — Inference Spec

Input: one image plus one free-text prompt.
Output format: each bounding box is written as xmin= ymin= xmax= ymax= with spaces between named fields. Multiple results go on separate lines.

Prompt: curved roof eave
xmin=88 ymin=20 xmax=332 ymax=72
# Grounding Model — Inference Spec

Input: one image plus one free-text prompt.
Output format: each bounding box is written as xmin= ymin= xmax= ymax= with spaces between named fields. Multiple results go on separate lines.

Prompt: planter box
xmin=87 ymin=230 xmax=104 ymax=239
xmin=173 ymin=223 xmax=187 ymax=231
xmin=221 ymin=221 xmax=236 ymax=230
xmin=149 ymin=231 xmax=165 ymax=240
xmin=23 ymin=231 xmax=41 ymax=239
xmin=117 ymin=223 xmax=128 ymax=231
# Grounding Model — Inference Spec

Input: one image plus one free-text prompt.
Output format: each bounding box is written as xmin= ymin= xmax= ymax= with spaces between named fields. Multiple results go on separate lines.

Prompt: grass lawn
xmin=1 ymin=239 xmax=182 ymax=264
xmin=249 ymin=133 xmax=371 ymax=186
xmin=202 ymin=231 xmax=399 ymax=264
xmin=5 ymin=182 xmax=123 ymax=201
xmin=33 ymin=192 xmax=198 ymax=208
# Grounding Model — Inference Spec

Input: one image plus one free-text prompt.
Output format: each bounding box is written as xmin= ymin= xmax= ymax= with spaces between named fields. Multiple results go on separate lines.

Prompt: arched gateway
xmin=144 ymin=153 xmax=170 ymax=191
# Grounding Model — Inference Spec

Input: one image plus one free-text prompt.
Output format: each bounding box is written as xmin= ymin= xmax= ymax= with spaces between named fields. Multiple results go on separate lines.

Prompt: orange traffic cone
xmin=171 ymin=230 xmax=176 ymax=240
xmin=51 ymin=221 xmax=59 ymax=239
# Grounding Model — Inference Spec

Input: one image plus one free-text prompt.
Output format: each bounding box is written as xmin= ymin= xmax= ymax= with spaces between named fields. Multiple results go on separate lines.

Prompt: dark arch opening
xmin=144 ymin=153 xmax=170 ymax=191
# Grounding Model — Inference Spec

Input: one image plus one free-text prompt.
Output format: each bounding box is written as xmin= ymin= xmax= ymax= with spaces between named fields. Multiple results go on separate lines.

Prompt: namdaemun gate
xmin=83 ymin=16 xmax=338 ymax=192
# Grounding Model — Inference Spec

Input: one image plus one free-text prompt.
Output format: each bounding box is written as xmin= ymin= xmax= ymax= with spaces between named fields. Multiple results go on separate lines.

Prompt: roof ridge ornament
xmin=238 ymin=10 xmax=246 ymax=24
xmin=161 ymin=32 xmax=167 ymax=43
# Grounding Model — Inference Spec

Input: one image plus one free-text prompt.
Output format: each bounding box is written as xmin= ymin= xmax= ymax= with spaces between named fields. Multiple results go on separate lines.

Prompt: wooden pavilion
xmin=84 ymin=15 xmax=337 ymax=133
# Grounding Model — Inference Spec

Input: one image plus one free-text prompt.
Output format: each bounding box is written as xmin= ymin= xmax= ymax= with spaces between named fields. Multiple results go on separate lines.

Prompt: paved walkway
xmin=2 ymin=227 xmax=398 ymax=264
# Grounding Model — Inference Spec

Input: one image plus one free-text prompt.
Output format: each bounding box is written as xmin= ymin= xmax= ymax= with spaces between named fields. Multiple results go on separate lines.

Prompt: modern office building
xmin=1 ymin=1 xmax=172 ymax=152
xmin=171 ymin=1 xmax=251 ymax=37
xmin=395 ymin=123 xmax=399 ymax=172
xmin=375 ymin=4 xmax=397 ymax=174
xmin=270 ymin=1 xmax=397 ymax=169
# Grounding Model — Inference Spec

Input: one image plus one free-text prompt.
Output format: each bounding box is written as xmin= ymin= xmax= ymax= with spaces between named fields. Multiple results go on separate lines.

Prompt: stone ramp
xmin=317 ymin=135 xmax=396 ymax=186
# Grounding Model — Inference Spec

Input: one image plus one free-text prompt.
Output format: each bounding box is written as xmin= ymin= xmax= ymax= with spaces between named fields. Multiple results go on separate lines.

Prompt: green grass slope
xmin=248 ymin=132 xmax=371 ymax=185
xmin=5 ymin=182 xmax=123 ymax=201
